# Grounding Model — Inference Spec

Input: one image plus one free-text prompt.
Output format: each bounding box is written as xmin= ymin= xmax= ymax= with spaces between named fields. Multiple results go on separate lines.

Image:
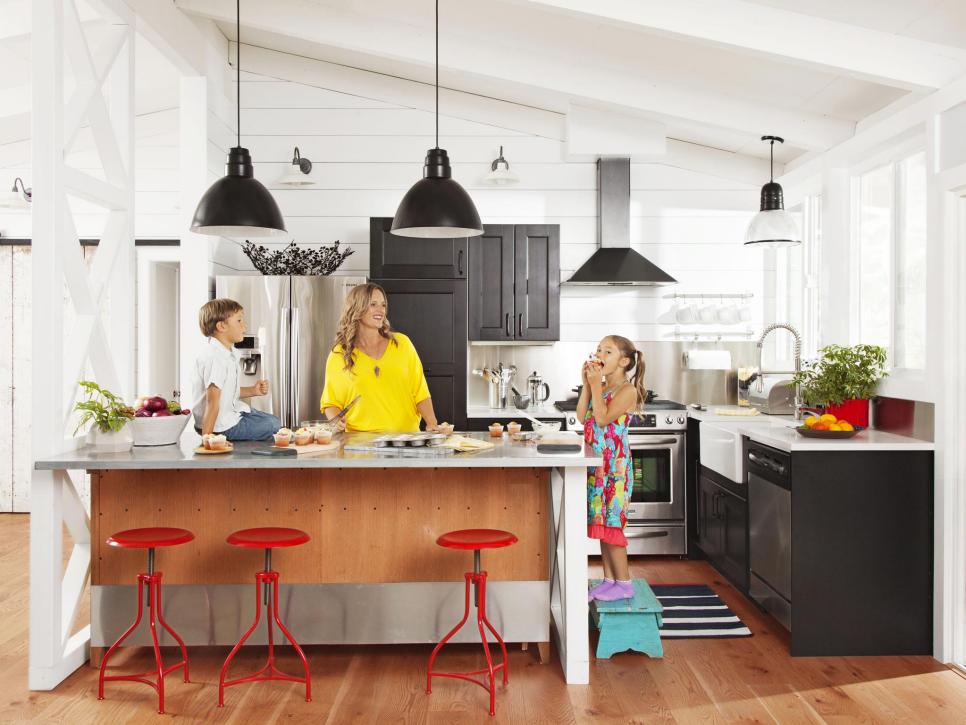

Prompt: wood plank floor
xmin=2 ymin=512 xmax=964 ymax=723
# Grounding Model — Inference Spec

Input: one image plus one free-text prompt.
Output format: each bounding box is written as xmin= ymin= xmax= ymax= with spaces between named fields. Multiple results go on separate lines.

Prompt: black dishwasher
xmin=747 ymin=441 xmax=791 ymax=631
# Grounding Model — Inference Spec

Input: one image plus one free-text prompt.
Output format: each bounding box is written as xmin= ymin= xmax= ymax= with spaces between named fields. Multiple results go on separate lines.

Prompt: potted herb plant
xmin=74 ymin=380 xmax=136 ymax=452
xmin=791 ymin=344 xmax=888 ymax=427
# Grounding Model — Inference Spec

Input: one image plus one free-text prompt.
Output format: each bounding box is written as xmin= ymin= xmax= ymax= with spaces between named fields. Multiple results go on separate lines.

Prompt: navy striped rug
xmin=651 ymin=584 xmax=752 ymax=639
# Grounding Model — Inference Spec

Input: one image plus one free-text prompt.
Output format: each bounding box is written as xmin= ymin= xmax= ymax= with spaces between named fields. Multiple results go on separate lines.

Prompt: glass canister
xmin=736 ymin=367 xmax=759 ymax=407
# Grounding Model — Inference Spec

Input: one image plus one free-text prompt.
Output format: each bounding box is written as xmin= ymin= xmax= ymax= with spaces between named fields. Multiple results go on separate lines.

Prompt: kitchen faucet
xmin=756 ymin=323 xmax=803 ymax=420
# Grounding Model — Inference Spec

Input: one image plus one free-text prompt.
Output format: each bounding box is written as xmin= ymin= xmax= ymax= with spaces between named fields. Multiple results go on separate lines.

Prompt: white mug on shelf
xmin=738 ymin=304 xmax=752 ymax=322
xmin=698 ymin=303 xmax=717 ymax=323
xmin=675 ymin=303 xmax=698 ymax=324
xmin=717 ymin=303 xmax=739 ymax=324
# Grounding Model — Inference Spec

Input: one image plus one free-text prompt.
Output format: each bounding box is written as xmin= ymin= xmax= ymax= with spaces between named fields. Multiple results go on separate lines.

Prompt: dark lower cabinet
xmin=372 ymin=278 xmax=467 ymax=429
xmin=696 ymin=466 xmax=748 ymax=592
xmin=370 ymin=218 xmax=467 ymax=279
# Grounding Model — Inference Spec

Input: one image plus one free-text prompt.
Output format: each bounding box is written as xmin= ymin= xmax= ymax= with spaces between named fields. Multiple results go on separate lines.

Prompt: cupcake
xmin=294 ymin=427 xmax=312 ymax=446
xmin=273 ymin=432 xmax=291 ymax=447
xmin=276 ymin=427 xmax=293 ymax=441
xmin=488 ymin=422 xmax=505 ymax=438
xmin=315 ymin=429 xmax=333 ymax=445
xmin=436 ymin=422 xmax=455 ymax=435
xmin=207 ymin=434 xmax=228 ymax=451
xmin=506 ymin=421 xmax=522 ymax=435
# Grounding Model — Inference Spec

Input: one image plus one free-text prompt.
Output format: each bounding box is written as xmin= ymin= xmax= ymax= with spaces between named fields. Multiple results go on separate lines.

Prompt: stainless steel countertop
xmin=34 ymin=431 xmax=602 ymax=470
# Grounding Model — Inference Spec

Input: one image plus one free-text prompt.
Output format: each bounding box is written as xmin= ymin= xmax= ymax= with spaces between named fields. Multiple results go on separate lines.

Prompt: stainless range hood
xmin=566 ymin=158 xmax=676 ymax=286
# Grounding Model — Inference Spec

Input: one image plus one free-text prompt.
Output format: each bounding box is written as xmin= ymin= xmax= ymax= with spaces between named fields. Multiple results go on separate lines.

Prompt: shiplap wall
xmin=216 ymin=71 xmax=772 ymax=405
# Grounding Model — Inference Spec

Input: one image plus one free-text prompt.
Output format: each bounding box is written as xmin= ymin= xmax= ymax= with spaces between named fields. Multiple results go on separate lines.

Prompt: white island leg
xmin=549 ymin=465 xmax=589 ymax=684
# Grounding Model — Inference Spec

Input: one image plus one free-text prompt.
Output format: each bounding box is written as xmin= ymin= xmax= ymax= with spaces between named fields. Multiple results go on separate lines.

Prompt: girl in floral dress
xmin=579 ymin=335 xmax=646 ymax=602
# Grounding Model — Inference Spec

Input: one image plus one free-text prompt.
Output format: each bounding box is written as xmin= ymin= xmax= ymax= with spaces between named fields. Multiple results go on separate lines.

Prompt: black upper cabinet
xmin=370 ymin=218 xmax=467 ymax=280
xmin=468 ymin=224 xmax=559 ymax=342
xmin=468 ymin=225 xmax=514 ymax=341
xmin=372 ymin=278 xmax=468 ymax=429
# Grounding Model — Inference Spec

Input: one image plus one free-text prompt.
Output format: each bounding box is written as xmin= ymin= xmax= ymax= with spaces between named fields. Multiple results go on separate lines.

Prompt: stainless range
xmin=557 ymin=399 xmax=687 ymax=555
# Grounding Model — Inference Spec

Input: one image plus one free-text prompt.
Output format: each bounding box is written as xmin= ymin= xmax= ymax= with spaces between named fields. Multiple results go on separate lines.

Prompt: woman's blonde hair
xmin=333 ymin=283 xmax=396 ymax=371
xmin=607 ymin=335 xmax=646 ymax=406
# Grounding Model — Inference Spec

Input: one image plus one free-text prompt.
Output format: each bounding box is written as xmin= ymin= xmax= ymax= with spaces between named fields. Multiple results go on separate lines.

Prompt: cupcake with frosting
xmin=294 ymin=427 xmax=312 ymax=445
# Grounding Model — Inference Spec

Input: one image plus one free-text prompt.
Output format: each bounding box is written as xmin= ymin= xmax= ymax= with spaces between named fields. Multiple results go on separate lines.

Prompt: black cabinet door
xmin=513 ymin=225 xmax=559 ymax=341
xmin=718 ymin=487 xmax=749 ymax=591
xmin=371 ymin=278 xmax=468 ymax=429
xmin=696 ymin=474 xmax=721 ymax=558
xmin=370 ymin=218 xmax=467 ymax=280
xmin=468 ymin=225 xmax=514 ymax=341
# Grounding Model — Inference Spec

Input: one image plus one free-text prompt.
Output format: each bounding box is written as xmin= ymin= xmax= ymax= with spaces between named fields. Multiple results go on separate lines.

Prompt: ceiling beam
xmin=175 ymin=0 xmax=853 ymax=151
xmin=517 ymin=0 xmax=966 ymax=92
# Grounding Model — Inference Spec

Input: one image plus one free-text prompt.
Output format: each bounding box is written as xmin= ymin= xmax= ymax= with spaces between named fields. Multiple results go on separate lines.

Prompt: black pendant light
xmin=744 ymin=135 xmax=800 ymax=248
xmin=391 ymin=0 xmax=482 ymax=238
xmin=190 ymin=0 xmax=285 ymax=237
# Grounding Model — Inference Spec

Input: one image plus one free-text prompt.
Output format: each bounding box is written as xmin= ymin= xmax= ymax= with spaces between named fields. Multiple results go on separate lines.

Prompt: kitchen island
xmin=33 ymin=433 xmax=601 ymax=686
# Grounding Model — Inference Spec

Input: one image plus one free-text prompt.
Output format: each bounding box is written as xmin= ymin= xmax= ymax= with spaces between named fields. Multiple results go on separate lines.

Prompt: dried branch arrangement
xmin=242 ymin=240 xmax=354 ymax=276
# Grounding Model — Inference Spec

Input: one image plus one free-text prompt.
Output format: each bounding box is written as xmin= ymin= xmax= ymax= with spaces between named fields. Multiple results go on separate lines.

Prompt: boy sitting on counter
xmin=191 ymin=298 xmax=281 ymax=441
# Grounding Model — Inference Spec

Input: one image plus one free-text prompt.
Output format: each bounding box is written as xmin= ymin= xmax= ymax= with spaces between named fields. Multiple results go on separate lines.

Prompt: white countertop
xmin=467 ymin=405 xmax=566 ymax=420
xmin=689 ymin=404 xmax=934 ymax=452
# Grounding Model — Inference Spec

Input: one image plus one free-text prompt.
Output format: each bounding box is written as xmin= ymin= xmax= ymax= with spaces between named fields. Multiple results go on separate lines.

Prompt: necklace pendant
xmin=374 ymin=365 xmax=380 ymax=377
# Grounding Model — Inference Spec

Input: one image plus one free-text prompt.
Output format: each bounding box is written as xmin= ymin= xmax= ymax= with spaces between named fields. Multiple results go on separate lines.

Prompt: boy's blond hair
xmin=199 ymin=298 xmax=243 ymax=337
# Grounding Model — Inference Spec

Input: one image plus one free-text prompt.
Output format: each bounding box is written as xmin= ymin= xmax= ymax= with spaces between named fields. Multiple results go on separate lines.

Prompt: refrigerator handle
xmin=280 ymin=307 xmax=292 ymax=427
xmin=291 ymin=307 xmax=300 ymax=427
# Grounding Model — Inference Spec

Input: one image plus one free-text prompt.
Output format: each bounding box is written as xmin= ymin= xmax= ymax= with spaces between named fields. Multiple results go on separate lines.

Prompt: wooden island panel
xmin=92 ymin=467 xmax=549 ymax=585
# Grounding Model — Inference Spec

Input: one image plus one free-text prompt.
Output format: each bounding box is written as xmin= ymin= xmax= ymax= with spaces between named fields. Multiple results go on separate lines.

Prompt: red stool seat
xmin=107 ymin=527 xmax=195 ymax=548
xmin=226 ymin=527 xmax=310 ymax=548
xmin=436 ymin=528 xmax=518 ymax=550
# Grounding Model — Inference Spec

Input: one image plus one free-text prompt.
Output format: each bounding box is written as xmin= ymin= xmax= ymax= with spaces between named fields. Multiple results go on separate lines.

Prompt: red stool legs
xmin=97 ymin=548 xmax=189 ymax=715
xmin=219 ymin=548 xmax=311 ymax=706
xmin=427 ymin=552 xmax=509 ymax=717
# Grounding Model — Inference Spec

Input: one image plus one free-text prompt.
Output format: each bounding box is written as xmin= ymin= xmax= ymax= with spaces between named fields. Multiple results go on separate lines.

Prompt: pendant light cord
xmin=769 ymin=138 xmax=774 ymax=182
xmin=435 ymin=0 xmax=439 ymax=150
xmin=236 ymin=0 xmax=241 ymax=148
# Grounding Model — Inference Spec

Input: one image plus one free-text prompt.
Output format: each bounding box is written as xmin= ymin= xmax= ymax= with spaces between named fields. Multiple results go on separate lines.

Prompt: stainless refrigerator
xmin=215 ymin=275 xmax=366 ymax=428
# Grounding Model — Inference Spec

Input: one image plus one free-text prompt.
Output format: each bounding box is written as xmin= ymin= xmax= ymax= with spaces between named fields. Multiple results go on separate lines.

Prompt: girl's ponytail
xmin=631 ymin=349 xmax=646 ymax=406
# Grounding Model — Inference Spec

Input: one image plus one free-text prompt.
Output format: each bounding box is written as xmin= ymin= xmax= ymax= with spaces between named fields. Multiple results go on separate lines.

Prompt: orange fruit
xmin=803 ymin=416 xmax=818 ymax=428
xmin=838 ymin=421 xmax=854 ymax=431
xmin=819 ymin=413 xmax=837 ymax=424
xmin=828 ymin=423 xmax=843 ymax=431
xmin=812 ymin=421 xmax=829 ymax=431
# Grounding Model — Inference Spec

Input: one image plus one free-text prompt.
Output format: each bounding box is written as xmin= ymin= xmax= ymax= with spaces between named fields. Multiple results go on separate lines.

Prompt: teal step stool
xmin=589 ymin=579 xmax=664 ymax=659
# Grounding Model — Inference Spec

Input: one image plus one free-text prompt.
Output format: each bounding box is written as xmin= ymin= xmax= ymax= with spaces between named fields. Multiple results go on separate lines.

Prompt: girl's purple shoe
xmin=588 ymin=579 xmax=614 ymax=601
xmin=595 ymin=580 xmax=635 ymax=601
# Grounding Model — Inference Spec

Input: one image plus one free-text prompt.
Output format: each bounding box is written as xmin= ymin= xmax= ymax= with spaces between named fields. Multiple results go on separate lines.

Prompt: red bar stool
xmin=97 ymin=527 xmax=194 ymax=714
xmin=218 ymin=527 xmax=312 ymax=706
xmin=427 ymin=528 xmax=518 ymax=716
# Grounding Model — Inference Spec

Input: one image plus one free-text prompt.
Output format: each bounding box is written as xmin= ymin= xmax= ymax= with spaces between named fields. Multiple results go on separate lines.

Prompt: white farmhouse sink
xmin=699 ymin=418 xmax=775 ymax=482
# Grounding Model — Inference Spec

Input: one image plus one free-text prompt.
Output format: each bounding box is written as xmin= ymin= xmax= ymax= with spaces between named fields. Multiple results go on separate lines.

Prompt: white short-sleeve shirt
xmin=191 ymin=337 xmax=250 ymax=432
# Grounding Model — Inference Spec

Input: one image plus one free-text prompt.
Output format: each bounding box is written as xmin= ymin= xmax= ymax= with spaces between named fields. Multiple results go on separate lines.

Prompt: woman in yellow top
xmin=320 ymin=282 xmax=440 ymax=432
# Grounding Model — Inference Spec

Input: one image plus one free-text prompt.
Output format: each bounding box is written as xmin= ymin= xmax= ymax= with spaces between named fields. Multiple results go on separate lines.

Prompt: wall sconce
xmin=0 ymin=178 xmax=32 ymax=209
xmin=484 ymin=146 xmax=519 ymax=185
xmin=276 ymin=147 xmax=315 ymax=186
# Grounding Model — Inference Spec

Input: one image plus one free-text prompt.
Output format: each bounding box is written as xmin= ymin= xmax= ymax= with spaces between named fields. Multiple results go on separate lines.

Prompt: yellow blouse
xmin=319 ymin=332 xmax=431 ymax=433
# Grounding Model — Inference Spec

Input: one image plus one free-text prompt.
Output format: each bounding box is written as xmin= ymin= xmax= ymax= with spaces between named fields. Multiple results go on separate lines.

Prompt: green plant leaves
xmin=73 ymin=380 xmax=135 ymax=434
xmin=791 ymin=344 xmax=888 ymax=406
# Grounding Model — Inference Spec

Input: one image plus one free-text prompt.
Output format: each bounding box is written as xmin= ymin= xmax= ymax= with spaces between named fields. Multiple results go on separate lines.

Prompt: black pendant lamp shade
xmin=744 ymin=135 xmax=800 ymax=248
xmin=391 ymin=148 xmax=482 ymax=237
xmin=190 ymin=0 xmax=285 ymax=238
xmin=391 ymin=0 xmax=482 ymax=238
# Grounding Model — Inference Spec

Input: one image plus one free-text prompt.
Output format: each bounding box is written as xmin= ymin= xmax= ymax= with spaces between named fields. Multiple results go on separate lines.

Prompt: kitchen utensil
xmin=330 ymin=395 xmax=361 ymax=422
xmin=527 ymin=371 xmax=550 ymax=407
xmin=511 ymin=386 xmax=531 ymax=409
xmin=251 ymin=447 xmax=297 ymax=457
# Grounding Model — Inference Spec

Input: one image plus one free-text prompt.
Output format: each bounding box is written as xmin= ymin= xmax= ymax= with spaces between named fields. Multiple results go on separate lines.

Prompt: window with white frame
xmin=854 ymin=151 xmax=927 ymax=370
xmin=774 ymin=195 xmax=822 ymax=361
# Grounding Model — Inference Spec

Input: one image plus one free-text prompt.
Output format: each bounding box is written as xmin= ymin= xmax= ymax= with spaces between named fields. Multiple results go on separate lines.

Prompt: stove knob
xmin=665 ymin=416 xmax=673 ymax=425
xmin=677 ymin=416 xmax=686 ymax=424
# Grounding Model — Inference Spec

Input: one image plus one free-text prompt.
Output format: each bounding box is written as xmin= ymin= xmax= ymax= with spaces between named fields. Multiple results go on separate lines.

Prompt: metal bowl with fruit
xmin=795 ymin=413 xmax=863 ymax=439
xmin=131 ymin=395 xmax=192 ymax=446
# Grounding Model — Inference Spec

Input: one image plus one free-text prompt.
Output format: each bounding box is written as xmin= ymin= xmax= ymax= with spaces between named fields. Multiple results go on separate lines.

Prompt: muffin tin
xmin=371 ymin=433 xmax=448 ymax=448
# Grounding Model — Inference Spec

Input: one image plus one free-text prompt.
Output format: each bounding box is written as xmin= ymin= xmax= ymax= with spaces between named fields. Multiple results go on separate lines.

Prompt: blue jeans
xmin=222 ymin=410 xmax=281 ymax=441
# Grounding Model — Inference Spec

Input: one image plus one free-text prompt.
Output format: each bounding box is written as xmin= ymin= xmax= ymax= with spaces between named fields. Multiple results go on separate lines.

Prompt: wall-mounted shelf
xmin=667 ymin=327 xmax=756 ymax=341
xmin=664 ymin=292 xmax=754 ymax=300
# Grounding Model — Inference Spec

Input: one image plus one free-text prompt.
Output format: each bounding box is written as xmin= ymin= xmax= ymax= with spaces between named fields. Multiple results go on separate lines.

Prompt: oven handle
xmin=629 ymin=437 xmax=680 ymax=446
xmin=625 ymin=529 xmax=670 ymax=539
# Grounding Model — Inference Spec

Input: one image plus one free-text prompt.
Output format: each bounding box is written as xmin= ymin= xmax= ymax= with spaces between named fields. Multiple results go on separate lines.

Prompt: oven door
xmin=626 ymin=433 xmax=685 ymax=521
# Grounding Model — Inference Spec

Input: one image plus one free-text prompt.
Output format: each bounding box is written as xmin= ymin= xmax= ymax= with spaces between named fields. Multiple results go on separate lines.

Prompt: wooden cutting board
xmin=289 ymin=441 xmax=342 ymax=455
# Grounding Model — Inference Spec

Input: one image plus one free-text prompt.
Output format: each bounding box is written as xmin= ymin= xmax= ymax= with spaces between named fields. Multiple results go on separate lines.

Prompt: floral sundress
xmin=585 ymin=390 xmax=633 ymax=544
